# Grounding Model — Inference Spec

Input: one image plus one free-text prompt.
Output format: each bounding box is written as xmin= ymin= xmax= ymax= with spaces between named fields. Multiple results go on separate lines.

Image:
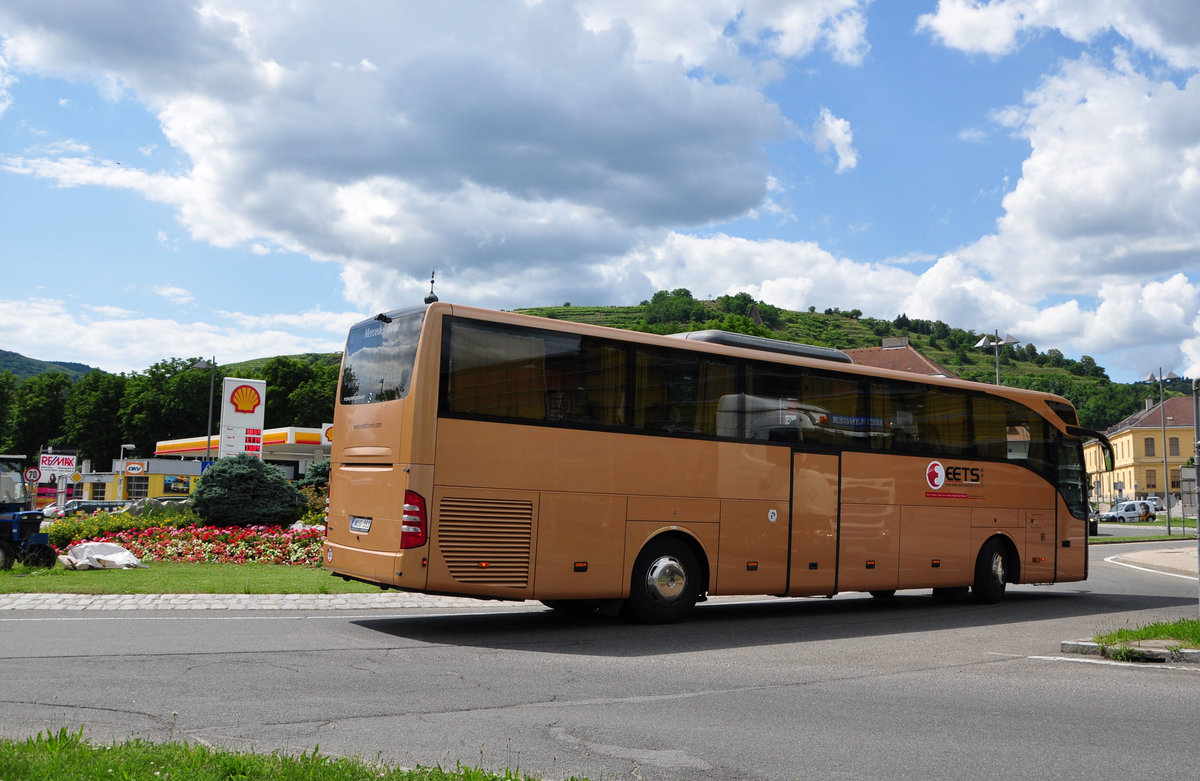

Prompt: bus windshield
xmin=339 ymin=307 xmax=426 ymax=405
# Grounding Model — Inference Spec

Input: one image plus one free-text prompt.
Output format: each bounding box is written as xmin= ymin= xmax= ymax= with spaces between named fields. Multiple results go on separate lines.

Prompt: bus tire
xmin=869 ymin=590 xmax=896 ymax=599
xmin=624 ymin=538 xmax=701 ymax=624
xmin=972 ymin=538 xmax=1008 ymax=604
xmin=0 ymin=542 xmax=13 ymax=571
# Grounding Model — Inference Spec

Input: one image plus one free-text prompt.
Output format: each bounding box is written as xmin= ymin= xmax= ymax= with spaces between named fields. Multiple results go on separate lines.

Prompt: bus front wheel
xmin=972 ymin=538 xmax=1008 ymax=604
xmin=624 ymin=538 xmax=701 ymax=624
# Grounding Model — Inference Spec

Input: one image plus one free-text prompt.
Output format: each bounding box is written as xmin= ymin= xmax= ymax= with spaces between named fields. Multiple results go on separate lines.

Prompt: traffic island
xmin=1061 ymin=639 xmax=1200 ymax=664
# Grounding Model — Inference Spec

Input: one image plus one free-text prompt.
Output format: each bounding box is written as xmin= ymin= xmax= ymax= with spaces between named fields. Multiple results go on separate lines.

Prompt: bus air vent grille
xmin=438 ymin=497 xmax=533 ymax=588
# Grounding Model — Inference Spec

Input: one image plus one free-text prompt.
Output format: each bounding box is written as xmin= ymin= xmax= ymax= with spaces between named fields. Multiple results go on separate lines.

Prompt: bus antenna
xmin=424 ymin=270 xmax=439 ymax=304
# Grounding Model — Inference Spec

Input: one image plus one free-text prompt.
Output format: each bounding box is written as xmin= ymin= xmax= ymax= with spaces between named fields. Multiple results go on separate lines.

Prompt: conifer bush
xmin=192 ymin=453 xmax=305 ymax=527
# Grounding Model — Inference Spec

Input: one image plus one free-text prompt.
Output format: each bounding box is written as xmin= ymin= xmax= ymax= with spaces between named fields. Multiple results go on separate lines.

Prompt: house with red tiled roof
xmin=1083 ymin=395 xmax=1197 ymax=514
xmin=843 ymin=337 xmax=955 ymax=378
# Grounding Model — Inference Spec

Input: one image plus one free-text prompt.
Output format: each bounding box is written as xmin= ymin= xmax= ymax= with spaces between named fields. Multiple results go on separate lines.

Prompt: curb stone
xmin=1061 ymin=639 xmax=1200 ymax=664
xmin=0 ymin=592 xmax=524 ymax=611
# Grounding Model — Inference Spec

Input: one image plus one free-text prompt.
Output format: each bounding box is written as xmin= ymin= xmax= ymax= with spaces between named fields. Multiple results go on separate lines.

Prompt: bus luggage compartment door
xmin=427 ymin=487 xmax=539 ymax=600
xmin=787 ymin=453 xmax=839 ymax=597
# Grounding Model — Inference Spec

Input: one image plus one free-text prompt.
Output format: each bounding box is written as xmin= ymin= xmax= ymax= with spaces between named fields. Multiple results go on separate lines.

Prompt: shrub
xmin=47 ymin=512 xmax=172 ymax=549
xmin=192 ymin=454 xmax=305 ymax=527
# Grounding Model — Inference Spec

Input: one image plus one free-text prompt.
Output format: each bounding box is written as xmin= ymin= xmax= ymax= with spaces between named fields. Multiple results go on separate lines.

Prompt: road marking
xmin=1103 ymin=555 xmax=1198 ymax=581
xmin=1030 ymin=654 xmax=1200 ymax=672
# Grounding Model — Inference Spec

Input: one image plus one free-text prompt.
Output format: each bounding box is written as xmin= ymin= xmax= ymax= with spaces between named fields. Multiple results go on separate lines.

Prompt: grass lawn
xmin=0 ymin=561 xmax=384 ymax=595
xmin=1 ymin=728 xmax=565 ymax=781
xmin=1094 ymin=618 xmax=1200 ymax=648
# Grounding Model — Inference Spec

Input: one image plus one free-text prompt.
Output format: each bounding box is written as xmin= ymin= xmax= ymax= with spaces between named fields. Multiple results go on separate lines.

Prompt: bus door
xmin=787 ymin=452 xmax=839 ymax=597
xmin=1025 ymin=508 xmax=1056 ymax=582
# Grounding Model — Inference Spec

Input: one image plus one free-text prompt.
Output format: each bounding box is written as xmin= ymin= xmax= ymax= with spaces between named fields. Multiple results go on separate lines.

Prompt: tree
xmin=0 ymin=370 xmax=17 ymax=452
xmin=61 ymin=371 xmax=128 ymax=470
xmin=287 ymin=365 xmax=338 ymax=427
xmin=9 ymin=372 xmax=72 ymax=460
xmin=120 ymin=358 xmax=221 ymax=455
xmin=192 ymin=453 xmax=305 ymax=526
xmin=259 ymin=357 xmax=315 ymax=428
xmin=642 ymin=289 xmax=707 ymax=324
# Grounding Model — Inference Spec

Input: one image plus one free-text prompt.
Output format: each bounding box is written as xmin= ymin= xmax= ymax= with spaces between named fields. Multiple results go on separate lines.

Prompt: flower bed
xmin=66 ymin=524 xmax=326 ymax=567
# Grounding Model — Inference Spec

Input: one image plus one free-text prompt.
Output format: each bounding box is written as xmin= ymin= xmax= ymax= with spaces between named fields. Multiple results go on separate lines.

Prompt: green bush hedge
xmin=47 ymin=511 xmax=199 ymax=549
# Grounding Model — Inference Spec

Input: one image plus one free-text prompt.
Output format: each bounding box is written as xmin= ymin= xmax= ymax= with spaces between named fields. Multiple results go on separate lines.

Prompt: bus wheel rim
xmin=990 ymin=552 xmax=1005 ymax=583
xmin=645 ymin=555 xmax=687 ymax=603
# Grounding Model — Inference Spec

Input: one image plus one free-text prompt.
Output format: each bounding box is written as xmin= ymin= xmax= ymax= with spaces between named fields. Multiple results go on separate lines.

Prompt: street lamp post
xmin=1193 ymin=377 xmax=1200 ymax=620
xmin=1147 ymin=369 xmax=1179 ymax=535
xmin=191 ymin=357 xmax=217 ymax=461
xmin=974 ymin=331 xmax=1021 ymax=385
xmin=117 ymin=443 xmax=135 ymax=501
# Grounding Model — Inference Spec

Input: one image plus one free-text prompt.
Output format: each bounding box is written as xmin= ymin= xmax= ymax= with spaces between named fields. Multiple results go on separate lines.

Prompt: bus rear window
xmin=339 ymin=308 xmax=426 ymax=405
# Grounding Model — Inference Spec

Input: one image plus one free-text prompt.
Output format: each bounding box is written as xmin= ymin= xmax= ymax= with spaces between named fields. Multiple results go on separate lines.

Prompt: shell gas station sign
xmin=218 ymin=377 xmax=267 ymax=459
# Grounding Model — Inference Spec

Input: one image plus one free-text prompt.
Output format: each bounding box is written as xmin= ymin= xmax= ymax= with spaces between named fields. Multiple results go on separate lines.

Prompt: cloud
xmin=812 ymin=107 xmax=858 ymax=172
xmin=153 ymin=285 xmax=192 ymax=305
xmin=0 ymin=297 xmax=353 ymax=374
xmin=917 ymin=0 xmax=1200 ymax=70
xmin=0 ymin=1 xmax=875 ymax=314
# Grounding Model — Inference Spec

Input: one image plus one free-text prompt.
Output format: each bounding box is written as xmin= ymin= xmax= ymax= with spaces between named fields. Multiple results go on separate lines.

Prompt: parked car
xmin=52 ymin=499 xmax=130 ymax=518
xmin=1099 ymin=501 xmax=1155 ymax=524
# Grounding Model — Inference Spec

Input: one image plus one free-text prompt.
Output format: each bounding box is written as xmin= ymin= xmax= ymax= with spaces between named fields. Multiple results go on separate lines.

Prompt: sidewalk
xmin=0 ymin=591 xmax=521 ymax=611
xmin=1111 ymin=545 xmax=1200 ymax=577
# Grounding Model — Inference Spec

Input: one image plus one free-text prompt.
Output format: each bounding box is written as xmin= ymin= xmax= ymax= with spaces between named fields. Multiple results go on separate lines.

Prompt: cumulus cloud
xmin=4 ymin=1 xmax=1200 ymax=383
xmin=0 ymin=0 xmax=873 ymax=315
xmin=0 ymin=296 xmax=354 ymax=374
xmin=154 ymin=285 xmax=192 ymax=305
xmin=812 ymin=107 xmax=858 ymax=172
xmin=917 ymin=0 xmax=1200 ymax=69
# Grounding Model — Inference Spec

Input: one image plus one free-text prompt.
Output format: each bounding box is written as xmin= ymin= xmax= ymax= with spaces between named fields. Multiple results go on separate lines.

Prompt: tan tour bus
xmin=323 ymin=302 xmax=1113 ymax=623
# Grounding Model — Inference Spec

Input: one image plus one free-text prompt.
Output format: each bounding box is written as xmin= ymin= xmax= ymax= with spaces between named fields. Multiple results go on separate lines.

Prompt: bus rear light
xmin=400 ymin=490 xmax=427 ymax=549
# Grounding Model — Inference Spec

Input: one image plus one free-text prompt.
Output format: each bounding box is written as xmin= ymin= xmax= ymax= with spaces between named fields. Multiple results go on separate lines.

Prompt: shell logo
xmin=324 ymin=427 xmax=334 ymax=443
xmin=229 ymin=384 xmax=262 ymax=414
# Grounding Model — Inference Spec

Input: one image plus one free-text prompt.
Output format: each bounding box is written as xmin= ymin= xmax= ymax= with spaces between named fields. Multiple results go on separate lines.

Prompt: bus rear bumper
xmin=323 ymin=541 xmax=427 ymax=590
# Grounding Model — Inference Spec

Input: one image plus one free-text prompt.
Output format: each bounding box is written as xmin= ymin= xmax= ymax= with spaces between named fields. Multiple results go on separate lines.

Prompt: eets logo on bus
xmin=925 ymin=460 xmax=982 ymax=496
xmin=926 ymin=461 xmax=946 ymax=490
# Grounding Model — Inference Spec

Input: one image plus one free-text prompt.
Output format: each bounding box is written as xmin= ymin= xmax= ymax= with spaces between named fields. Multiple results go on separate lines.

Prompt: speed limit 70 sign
xmin=23 ymin=467 xmax=41 ymax=482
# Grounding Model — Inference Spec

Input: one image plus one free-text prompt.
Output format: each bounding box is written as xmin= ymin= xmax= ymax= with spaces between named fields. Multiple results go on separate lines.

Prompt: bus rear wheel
xmin=972 ymin=538 xmax=1008 ymax=604
xmin=624 ymin=538 xmax=701 ymax=624
xmin=0 ymin=542 xmax=13 ymax=571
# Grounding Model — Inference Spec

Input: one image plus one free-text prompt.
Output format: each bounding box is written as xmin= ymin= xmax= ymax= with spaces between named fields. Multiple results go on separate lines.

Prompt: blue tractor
xmin=0 ymin=458 xmax=55 ymax=569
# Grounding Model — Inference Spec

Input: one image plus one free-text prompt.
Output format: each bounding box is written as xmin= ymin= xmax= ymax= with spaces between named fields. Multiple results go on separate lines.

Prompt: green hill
xmin=0 ymin=349 xmax=98 ymax=381
xmin=516 ymin=292 xmax=1167 ymax=432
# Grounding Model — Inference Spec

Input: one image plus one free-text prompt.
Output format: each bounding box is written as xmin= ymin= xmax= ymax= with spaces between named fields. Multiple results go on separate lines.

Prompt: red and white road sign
xmin=23 ymin=467 xmax=41 ymax=482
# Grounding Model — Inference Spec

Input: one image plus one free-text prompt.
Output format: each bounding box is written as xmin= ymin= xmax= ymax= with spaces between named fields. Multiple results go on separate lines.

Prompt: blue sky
xmin=2 ymin=1 xmax=1199 ymax=383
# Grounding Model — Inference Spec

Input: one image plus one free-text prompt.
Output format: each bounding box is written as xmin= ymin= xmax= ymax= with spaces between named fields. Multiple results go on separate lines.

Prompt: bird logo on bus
xmin=926 ymin=461 xmax=946 ymax=490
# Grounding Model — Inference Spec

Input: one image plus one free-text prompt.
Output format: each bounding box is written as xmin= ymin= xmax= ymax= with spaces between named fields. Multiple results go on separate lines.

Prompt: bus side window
xmin=971 ymin=395 xmax=1009 ymax=460
xmin=446 ymin=323 xmax=548 ymax=420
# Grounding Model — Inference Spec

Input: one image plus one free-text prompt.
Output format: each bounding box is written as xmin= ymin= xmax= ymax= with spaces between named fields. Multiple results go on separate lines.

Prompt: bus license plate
xmin=349 ymin=516 xmax=372 ymax=533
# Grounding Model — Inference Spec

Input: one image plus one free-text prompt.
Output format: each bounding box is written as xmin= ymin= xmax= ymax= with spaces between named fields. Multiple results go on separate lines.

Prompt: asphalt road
xmin=2 ymin=543 xmax=1198 ymax=781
